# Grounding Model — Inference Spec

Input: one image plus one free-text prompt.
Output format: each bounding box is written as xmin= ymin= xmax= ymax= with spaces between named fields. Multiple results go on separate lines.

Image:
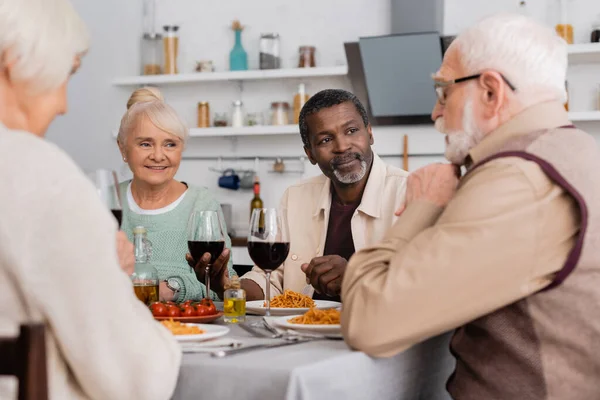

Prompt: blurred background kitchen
xmin=48 ymin=0 xmax=600 ymax=264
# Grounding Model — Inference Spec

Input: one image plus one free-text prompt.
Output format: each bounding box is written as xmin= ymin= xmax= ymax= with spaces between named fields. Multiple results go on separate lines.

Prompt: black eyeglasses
xmin=433 ymin=73 xmax=517 ymax=105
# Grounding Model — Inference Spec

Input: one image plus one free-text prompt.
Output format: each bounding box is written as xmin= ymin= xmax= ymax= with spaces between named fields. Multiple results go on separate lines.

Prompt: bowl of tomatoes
xmin=150 ymin=298 xmax=222 ymax=323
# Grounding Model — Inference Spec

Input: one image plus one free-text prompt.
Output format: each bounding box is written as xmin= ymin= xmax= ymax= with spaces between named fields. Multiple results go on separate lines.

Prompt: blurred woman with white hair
xmin=117 ymin=87 xmax=235 ymax=302
xmin=0 ymin=1 xmax=181 ymax=399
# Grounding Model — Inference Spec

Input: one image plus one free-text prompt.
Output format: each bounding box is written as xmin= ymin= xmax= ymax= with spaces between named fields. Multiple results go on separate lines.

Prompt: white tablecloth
xmin=173 ymin=317 xmax=455 ymax=400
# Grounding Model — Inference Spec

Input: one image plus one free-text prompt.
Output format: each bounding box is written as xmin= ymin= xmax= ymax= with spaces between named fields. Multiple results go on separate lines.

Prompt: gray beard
xmin=333 ymin=160 xmax=368 ymax=184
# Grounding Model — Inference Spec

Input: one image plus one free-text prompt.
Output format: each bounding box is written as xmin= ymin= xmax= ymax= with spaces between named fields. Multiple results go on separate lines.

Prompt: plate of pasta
xmin=273 ymin=308 xmax=342 ymax=334
xmin=159 ymin=319 xmax=230 ymax=342
xmin=246 ymin=290 xmax=341 ymax=316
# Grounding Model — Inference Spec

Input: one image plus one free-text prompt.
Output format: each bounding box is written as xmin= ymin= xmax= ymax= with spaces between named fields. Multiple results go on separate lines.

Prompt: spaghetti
xmin=160 ymin=319 xmax=205 ymax=335
xmin=269 ymin=290 xmax=315 ymax=308
xmin=288 ymin=308 xmax=340 ymax=325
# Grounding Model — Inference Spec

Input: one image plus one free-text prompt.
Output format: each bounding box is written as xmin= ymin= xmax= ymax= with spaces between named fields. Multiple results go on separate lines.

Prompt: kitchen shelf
xmin=189 ymin=125 xmax=299 ymax=137
xmin=112 ymin=66 xmax=348 ymax=86
xmin=568 ymin=43 xmax=600 ymax=64
xmin=568 ymin=111 xmax=600 ymax=121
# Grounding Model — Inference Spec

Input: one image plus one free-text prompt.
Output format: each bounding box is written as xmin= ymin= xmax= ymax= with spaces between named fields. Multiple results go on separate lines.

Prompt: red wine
xmin=247 ymin=242 xmax=290 ymax=271
xmin=188 ymin=241 xmax=225 ymax=264
xmin=111 ymin=209 xmax=122 ymax=226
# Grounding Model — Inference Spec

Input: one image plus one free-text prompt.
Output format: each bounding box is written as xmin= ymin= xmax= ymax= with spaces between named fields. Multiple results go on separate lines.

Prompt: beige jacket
xmin=342 ymin=102 xmax=583 ymax=361
xmin=241 ymin=154 xmax=408 ymax=298
xmin=0 ymin=127 xmax=181 ymax=400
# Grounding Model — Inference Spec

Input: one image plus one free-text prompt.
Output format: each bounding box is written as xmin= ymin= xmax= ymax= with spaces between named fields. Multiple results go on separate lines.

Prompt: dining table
xmin=172 ymin=312 xmax=455 ymax=400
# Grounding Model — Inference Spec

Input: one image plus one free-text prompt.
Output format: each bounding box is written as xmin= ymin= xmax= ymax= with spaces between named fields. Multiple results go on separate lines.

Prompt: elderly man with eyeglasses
xmin=341 ymin=13 xmax=600 ymax=400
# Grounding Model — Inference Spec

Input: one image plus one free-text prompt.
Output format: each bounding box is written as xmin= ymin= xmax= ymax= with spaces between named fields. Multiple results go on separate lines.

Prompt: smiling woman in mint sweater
xmin=116 ymin=87 xmax=235 ymax=302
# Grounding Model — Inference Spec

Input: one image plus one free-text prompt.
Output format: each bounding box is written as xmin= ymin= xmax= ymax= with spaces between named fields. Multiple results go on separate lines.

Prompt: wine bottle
xmin=250 ymin=176 xmax=264 ymax=219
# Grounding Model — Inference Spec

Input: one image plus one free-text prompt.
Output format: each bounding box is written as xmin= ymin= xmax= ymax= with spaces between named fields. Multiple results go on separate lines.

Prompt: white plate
xmin=272 ymin=315 xmax=342 ymax=334
xmin=162 ymin=323 xmax=230 ymax=342
xmin=246 ymin=300 xmax=341 ymax=316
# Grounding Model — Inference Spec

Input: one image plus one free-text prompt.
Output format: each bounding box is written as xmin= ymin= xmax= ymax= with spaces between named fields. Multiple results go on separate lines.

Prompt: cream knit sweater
xmin=0 ymin=126 xmax=181 ymax=400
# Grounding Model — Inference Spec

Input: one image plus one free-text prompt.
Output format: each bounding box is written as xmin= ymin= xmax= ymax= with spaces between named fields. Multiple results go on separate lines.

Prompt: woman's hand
xmin=159 ymin=281 xmax=175 ymax=302
xmin=186 ymin=248 xmax=231 ymax=299
xmin=116 ymin=231 xmax=135 ymax=275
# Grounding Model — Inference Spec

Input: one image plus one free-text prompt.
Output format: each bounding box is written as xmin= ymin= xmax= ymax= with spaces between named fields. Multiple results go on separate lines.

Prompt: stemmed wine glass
xmin=247 ymin=208 xmax=290 ymax=317
xmin=88 ymin=169 xmax=122 ymax=226
xmin=187 ymin=210 xmax=226 ymax=298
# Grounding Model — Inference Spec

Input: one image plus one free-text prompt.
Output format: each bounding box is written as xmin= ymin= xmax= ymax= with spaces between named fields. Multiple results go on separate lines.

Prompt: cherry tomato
xmin=195 ymin=305 xmax=210 ymax=316
xmin=181 ymin=305 xmax=196 ymax=317
xmin=200 ymin=299 xmax=217 ymax=315
xmin=165 ymin=301 xmax=177 ymax=307
xmin=150 ymin=302 xmax=168 ymax=317
xmin=182 ymin=300 xmax=193 ymax=307
xmin=167 ymin=305 xmax=181 ymax=318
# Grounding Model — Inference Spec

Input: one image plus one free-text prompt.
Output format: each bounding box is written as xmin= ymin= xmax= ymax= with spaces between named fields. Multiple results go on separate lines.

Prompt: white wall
xmin=47 ymin=0 xmax=600 ymax=235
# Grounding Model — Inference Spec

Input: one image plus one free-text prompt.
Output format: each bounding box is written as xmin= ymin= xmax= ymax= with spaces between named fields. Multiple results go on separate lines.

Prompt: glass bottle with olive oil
xmin=223 ymin=276 xmax=246 ymax=323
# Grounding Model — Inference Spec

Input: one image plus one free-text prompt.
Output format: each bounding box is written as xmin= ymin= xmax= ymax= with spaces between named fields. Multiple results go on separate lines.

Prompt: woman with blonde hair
xmin=0 ymin=0 xmax=180 ymax=399
xmin=117 ymin=86 xmax=235 ymax=302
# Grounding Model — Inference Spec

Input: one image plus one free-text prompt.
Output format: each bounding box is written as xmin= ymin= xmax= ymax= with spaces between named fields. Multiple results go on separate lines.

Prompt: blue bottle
xmin=229 ymin=29 xmax=248 ymax=71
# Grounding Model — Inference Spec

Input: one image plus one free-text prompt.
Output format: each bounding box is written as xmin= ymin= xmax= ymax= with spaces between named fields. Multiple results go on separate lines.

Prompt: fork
xmin=262 ymin=318 xmax=284 ymax=338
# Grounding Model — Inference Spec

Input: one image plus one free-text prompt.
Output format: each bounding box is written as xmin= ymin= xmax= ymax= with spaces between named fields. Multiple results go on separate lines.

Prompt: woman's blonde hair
xmin=117 ymin=86 xmax=189 ymax=145
xmin=0 ymin=0 xmax=89 ymax=93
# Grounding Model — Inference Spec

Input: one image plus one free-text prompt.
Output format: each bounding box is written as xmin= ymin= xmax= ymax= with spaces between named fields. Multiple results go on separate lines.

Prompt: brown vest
xmin=447 ymin=126 xmax=600 ymax=400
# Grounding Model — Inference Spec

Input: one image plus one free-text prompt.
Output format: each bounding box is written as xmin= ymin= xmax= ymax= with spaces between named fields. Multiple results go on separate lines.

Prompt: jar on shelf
xmin=298 ymin=46 xmax=316 ymax=68
xmin=554 ymin=0 xmax=573 ymax=44
xmin=163 ymin=25 xmax=179 ymax=74
xmin=197 ymin=102 xmax=210 ymax=128
xmin=231 ymin=100 xmax=245 ymax=128
xmin=246 ymin=112 xmax=263 ymax=126
xmin=260 ymin=33 xmax=281 ymax=70
xmin=214 ymin=113 xmax=228 ymax=127
xmin=271 ymin=102 xmax=290 ymax=126
xmin=141 ymin=33 xmax=163 ymax=75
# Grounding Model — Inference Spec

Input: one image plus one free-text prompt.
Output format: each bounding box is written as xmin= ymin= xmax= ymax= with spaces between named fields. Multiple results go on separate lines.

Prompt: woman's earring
xmin=123 ymin=157 xmax=127 ymax=162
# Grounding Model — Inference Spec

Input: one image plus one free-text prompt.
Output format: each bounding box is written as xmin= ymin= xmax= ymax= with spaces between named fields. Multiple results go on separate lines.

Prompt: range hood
xmin=344 ymin=0 xmax=453 ymax=125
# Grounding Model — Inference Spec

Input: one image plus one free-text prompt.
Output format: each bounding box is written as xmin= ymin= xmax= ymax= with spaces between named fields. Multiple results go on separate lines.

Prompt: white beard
xmin=435 ymin=99 xmax=484 ymax=165
xmin=333 ymin=160 xmax=368 ymax=184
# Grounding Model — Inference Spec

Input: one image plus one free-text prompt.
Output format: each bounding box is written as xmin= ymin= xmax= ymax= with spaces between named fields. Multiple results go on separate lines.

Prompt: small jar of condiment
xmin=271 ymin=102 xmax=290 ymax=126
xmin=591 ymin=16 xmax=600 ymax=42
xmin=298 ymin=46 xmax=316 ymax=68
xmin=214 ymin=113 xmax=228 ymax=127
xmin=141 ymin=33 xmax=163 ymax=75
xmin=260 ymin=33 xmax=281 ymax=70
xmin=197 ymin=102 xmax=210 ymax=128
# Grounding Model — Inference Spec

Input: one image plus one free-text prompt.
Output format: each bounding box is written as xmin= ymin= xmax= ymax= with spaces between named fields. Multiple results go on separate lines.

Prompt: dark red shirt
xmin=313 ymin=193 xmax=360 ymax=302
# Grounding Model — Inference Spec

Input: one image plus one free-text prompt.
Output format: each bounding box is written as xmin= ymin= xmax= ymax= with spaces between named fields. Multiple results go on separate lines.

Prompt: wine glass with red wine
xmin=247 ymin=208 xmax=290 ymax=317
xmin=88 ymin=169 xmax=122 ymax=227
xmin=187 ymin=210 xmax=226 ymax=298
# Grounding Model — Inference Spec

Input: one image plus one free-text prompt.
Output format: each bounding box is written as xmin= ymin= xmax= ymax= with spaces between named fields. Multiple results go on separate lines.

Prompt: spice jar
xmin=197 ymin=102 xmax=210 ymax=128
xmin=271 ymin=102 xmax=290 ymax=126
xmin=231 ymin=100 xmax=245 ymax=128
xmin=298 ymin=46 xmax=316 ymax=68
xmin=214 ymin=113 xmax=228 ymax=127
xmin=554 ymin=0 xmax=573 ymax=44
xmin=260 ymin=33 xmax=281 ymax=69
xmin=163 ymin=25 xmax=179 ymax=74
xmin=246 ymin=112 xmax=262 ymax=126
xmin=293 ymin=83 xmax=310 ymax=124
xmin=591 ymin=15 xmax=600 ymax=42
xmin=141 ymin=33 xmax=163 ymax=75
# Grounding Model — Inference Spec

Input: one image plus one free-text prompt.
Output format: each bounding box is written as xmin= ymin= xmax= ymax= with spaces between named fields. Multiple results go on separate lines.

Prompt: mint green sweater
xmin=119 ymin=181 xmax=235 ymax=302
